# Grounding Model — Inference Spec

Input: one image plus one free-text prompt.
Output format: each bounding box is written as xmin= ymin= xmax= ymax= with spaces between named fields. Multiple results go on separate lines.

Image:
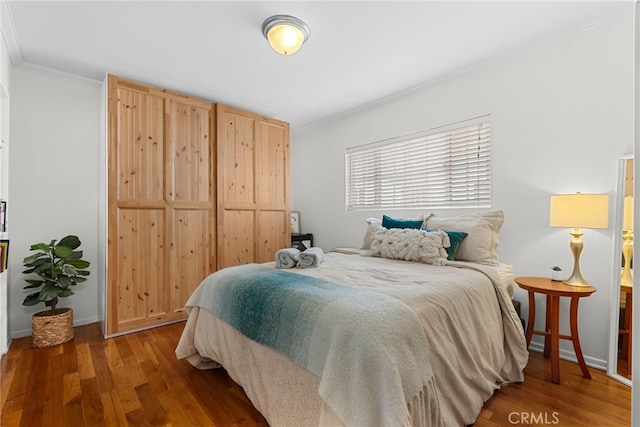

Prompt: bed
xmin=175 ymin=211 xmax=529 ymax=426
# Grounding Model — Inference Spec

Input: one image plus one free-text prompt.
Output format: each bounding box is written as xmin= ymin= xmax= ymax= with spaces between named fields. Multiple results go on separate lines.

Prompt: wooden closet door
xmin=166 ymin=97 xmax=215 ymax=314
xmin=254 ymin=120 xmax=290 ymax=263
xmin=217 ymin=104 xmax=290 ymax=269
xmin=108 ymin=78 xmax=168 ymax=334
xmin=107 ymin=76 xmax=215 ymax=335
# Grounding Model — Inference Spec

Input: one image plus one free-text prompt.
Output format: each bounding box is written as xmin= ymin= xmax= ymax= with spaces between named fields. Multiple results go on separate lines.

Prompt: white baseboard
xmin=528 ymin=341 xmax=608 ymax=371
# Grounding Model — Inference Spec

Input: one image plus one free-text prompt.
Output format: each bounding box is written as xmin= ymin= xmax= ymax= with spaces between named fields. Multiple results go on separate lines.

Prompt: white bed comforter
xmin=176 ymin=252 xmax=528 ymax=426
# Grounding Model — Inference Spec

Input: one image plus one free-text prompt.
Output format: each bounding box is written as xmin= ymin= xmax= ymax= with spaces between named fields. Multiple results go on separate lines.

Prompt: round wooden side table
xmin=515 ymin=276 xmax=596 ymax=384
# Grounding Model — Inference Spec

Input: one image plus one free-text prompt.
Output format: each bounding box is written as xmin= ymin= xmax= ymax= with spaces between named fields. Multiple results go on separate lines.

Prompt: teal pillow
xmin=424 ymin=228 xmax=469 ymax=260
xmin=382 ymin=215 xmax=423 ymax=230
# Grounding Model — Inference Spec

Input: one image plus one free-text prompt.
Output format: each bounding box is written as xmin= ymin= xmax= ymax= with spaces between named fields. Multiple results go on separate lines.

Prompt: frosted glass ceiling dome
xmin=262 ymin=15 xmax=310 ymax=55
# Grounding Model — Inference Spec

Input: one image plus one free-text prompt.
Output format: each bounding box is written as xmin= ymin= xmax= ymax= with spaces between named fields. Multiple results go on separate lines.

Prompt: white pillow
xmin=360 ymin=217 xmax=382 ymax=250
xmin=424 ymin=210 xmax=504 ymax=265
xmin=363 ymin=226 xmax=449 ymax=265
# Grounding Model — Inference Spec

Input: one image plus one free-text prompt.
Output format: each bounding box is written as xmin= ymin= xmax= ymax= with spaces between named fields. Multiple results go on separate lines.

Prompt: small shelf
xmin=291 ymin=233 xmax=313 ymax=251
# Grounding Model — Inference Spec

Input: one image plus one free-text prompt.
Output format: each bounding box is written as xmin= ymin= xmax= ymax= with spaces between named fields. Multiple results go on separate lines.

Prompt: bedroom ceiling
xmin=2 ymin=1 xmax=633 ymax=132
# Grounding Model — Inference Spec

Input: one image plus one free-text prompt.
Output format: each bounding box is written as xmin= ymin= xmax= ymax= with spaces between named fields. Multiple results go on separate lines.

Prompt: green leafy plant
xmin=22 ymin=235 xmax=91 ymax=314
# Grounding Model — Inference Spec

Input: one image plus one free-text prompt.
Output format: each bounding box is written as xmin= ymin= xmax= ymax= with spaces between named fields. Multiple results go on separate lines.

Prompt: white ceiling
xmin=2 ymin=1 xmax=633 ymax=132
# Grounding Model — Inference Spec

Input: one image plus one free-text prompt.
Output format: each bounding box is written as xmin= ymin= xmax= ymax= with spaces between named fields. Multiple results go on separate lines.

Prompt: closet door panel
xmin=168 ymin=97 xmax=215 ymax=312
xmin=219 ymin=209 xmax=255 ymax=268
xmin=255 ymin=121 xmax=288 ymax=206
xmin=255 ymin=119 xmax=290 ymax=257
xmin=219 ymin=111 xmax=255 ymax=206
xmin=116 ymin=87 xmax=165 ymax=201
xmin=257 ymin=210 xmax=289 ymax=263
xmin=172 ymin=209 xmax=212 ymax=311
xmin=169 ymin=99 xmax=214 ymax=203
xmin=116 ymin=208 xmax=167 ymax=326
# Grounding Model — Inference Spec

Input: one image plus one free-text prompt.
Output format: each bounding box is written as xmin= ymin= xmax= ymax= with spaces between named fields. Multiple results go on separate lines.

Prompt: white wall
xmin=291 ymin=16 xmax=633 ymax=368
xmin=8 ymin=69 xmax=101 ymax=337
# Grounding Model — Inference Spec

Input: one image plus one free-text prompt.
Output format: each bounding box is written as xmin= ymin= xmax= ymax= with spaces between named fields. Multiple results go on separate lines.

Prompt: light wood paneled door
xmin=217 ymin=104 xmax=290 ymax=269
xmin=107 ymin=76 xmax=215 ymax=335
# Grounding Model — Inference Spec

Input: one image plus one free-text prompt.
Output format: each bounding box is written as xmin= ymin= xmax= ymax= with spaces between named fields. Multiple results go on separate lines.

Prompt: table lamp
xmin=621 ymin=195 xmax=633 ymax=286
xmin=549 ymin=192 xmax=609 ymax=287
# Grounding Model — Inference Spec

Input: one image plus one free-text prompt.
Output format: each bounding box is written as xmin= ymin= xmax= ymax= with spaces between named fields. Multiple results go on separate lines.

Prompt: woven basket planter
xmin=32 ymin=307 xmax=74 ymax=348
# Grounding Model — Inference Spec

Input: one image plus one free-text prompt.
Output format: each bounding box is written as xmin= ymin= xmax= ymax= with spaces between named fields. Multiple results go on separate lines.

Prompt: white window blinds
xmin=345 ymin=119 xmax=491 ymax=210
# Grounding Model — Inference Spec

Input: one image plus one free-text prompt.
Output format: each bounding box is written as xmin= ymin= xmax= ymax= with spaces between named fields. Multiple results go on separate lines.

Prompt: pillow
xmin=362 ymin=226 xmax=449 ymax=265
xmin=424 ymin=210 xmax=504 ymax=265
xmin=381 ymin=215 xmax=424 ymax=230
xmin=360 ymin=217 xmax=382 ymax=250
xmin=423 ymin=228 xmax=468 ymax=260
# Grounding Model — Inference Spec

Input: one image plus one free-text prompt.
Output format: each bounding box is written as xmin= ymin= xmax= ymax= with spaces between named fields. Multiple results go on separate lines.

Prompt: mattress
xmin=176 ymin=252 xmax=528 ymax=426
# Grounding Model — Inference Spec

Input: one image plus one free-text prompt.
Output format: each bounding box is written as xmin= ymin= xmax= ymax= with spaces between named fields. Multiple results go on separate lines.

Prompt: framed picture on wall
xmin=290 ymin=211 xmax=301 ymax=234
xmin=0 ymin=239 xmax=8 ymax=272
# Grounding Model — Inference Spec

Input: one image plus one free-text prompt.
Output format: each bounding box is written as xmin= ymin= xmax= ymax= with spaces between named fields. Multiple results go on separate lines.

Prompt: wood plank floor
xmin=0 ymin=321 xmax=632 ymax=426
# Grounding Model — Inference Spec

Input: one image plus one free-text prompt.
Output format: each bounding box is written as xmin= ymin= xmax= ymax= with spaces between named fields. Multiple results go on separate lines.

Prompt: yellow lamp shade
xmin=549 ymin=193 xmax=609 ymax=229
xmin=549 ymin=192 xmax=609 ymax=287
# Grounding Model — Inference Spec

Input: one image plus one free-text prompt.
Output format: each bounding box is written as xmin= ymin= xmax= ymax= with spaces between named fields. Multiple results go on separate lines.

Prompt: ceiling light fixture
xmin=262 ymin=14 xmax=309 ymax=56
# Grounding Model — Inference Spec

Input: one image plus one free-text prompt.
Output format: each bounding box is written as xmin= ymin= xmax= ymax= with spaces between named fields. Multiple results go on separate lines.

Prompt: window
xmin=345 ymin=118 xmax=491 ymax=210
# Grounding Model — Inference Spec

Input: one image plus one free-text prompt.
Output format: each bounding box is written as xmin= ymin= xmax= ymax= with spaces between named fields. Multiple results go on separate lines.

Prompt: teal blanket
xmin=186 ymin=263 xmax=438 ymax=427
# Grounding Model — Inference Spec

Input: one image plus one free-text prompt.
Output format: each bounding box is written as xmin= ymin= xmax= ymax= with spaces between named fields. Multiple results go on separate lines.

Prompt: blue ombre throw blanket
xmin=185 ymin=263 xmax=439 ymax=427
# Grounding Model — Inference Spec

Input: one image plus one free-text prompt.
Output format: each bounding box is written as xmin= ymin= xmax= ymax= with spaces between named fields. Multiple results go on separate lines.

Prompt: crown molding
xmin=293 ymin=6 xmax=633 ymax=136
xmin=17 ymin=61 xmax=102 ymax=87
xmin=0 ymin=0 xmax=22 ymax=66
xmin=0 ymin=0 xmax=100 ymax=87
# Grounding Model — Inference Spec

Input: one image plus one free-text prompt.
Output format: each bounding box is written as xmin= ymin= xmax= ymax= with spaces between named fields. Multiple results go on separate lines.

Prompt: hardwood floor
xmin=475 ymin=354 xmax=631 ymax=426
xmin=0 ymin=322 xmax=632 ymax=426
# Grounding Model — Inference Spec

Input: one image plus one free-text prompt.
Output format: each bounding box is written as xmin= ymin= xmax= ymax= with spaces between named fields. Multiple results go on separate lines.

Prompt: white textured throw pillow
xmin=364 ymin=226 xmax=449 ymax=265
xmin=424 ymin=210 xmax=504 ymax=265
xmin=360 ymin=217 xmax=382 ymax=250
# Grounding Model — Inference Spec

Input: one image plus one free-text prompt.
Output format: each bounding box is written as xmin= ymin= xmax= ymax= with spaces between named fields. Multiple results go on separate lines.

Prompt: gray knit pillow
xmin=363 ymin=226 xmax=449 ymax=265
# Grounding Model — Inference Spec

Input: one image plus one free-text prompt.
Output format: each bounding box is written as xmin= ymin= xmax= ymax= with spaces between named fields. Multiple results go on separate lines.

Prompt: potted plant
xmin=22 ymin=235 xmax=90 ymax=348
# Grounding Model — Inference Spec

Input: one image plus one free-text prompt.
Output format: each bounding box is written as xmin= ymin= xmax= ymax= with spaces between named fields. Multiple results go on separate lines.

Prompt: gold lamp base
xmin=621 ymin=231 xmax=633 ymax=286
xmin=562 ymin=228 xmax=593 ymax=287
